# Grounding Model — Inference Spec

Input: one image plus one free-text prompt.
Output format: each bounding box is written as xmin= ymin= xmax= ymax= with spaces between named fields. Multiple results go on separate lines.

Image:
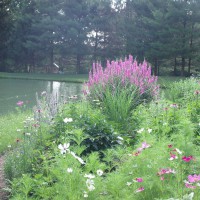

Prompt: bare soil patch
xmin=0 ymin=155 xmax=8 ymax=200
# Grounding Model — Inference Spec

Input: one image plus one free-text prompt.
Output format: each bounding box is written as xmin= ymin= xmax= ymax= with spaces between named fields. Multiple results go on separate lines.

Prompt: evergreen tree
xmin=0 ymin=0 xmax=12 ymax=71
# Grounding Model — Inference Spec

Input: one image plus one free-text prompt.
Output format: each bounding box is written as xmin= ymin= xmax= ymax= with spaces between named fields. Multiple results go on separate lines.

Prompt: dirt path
xmin=0 ymin=155 xmax=8 ymax=200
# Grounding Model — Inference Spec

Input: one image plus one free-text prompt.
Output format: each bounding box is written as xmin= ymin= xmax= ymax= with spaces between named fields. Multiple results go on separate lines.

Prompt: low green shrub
xmin=168 ymin=78 xmax=200 ymax=104
xmin=53 ymin=101 xmax=124 ymax=155
xmin=8 ymin=126 xmax=200 ymax=200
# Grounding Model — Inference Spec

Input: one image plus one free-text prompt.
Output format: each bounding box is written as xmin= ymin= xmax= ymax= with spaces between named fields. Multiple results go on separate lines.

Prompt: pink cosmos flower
xmin=184 ymin=174 xmax=200 ymax=189
xmin=133 ymin=151 xmax=141 ymax=156
xmin=169 ymin=153 xmax=178 ymax=161
xmin=137 ymin=142 xmax=151 ymax=152
xmin=170 ymin=103 xmax=178 ymax=108
xmin=185 ymin=183 xmax=196 ymax=189
xmin=157 ymin=168 xmax=176 ymax=176
xmin=141 ymin=142 xmax=151 ymax=149
xmin=194 ymin=90 xmax=200 ymax=95
xmin=188 ymin=174 xmax=200 ymax=183
xmin=16 ymin=101 xmax=24 ymax=106
xmin=160 ymin=176 xmax=165 ymax=181
xmin=135 ymin=187 xmax=144 ymax=193
xmin=182 ymin=156 xmax=194 ymax=162
xmin=136 ymin=178 xmax=143 ymax=182
xmin=168 ymin=144 xmax=173 ymax=148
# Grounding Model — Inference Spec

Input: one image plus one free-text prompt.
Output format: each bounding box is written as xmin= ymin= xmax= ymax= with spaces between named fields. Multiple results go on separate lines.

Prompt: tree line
xmin=0 ymin=0 xmax=200 ymax=76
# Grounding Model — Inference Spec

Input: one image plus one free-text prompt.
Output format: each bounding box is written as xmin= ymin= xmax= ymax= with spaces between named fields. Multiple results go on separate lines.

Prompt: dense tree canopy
xmin=0 ymin=0 xmax=200 ymax=75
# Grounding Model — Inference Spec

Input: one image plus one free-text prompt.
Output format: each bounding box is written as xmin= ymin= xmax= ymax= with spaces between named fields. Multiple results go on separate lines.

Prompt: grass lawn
xmin=0 ymin=72 xmax=89 ymax=83
xmin=0 ymin=111 xmax=31 ymax=154
xmin=0 ymin=72 xmax=186 ymax=86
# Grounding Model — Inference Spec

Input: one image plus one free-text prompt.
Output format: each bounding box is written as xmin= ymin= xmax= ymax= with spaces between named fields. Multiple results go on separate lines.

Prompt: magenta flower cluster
xmin=85 ymin=55 xmax=159 ymax=99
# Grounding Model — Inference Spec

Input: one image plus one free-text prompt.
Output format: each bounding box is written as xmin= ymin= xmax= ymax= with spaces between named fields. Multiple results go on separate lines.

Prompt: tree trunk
xmin=174 ymin=57 xmax=177 ymax=76
xmin=181 ymin=57 xmax=185 ymax=76
xmin=50 ymin=44 xmax=54 ymax=73
xmin=181 ymin=17 xmax=186 ymax=77
xmin=76 ymin=54 xmax=81 ymax=74
xmin=188 ymin=23 xmax=194 ymax=75
xmin=154 ymin=58 xmax=158 ymax=76
xmin=188 ymin=58 xmax=191 ymax=75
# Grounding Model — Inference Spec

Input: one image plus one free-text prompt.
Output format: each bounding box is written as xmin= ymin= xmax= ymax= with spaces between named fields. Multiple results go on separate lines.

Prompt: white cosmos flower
xmin=86 ymin=179 xmax=94 ymax=186
xmin=86 ymin=179 xmax=95 ymax=191
xmin=175 ymin=148 xmax=182 ymax=155
xmin=83 ymin=191 xmax=88 ymax=198
xmin=117 ymin=136 xmax=123 ymax=140
xmin=97 ymin=169 xmax=103 ymax=176
xmin=67 ymin=168 xmax=73 ymax=173
xmin=70 ymin=151 xmax=85 ymax=164
xmin=126 ymin=182 xmax=132 ymax=186
xmin=148 ymin=129 xmax=152 ymax=133
xmin=63 ymin=118 xmax=73 ymax=123
xmin=182 ymin=192 xmax=194 ymax=200
xmin=58 ymin=143 xmax=70 ymax=154
xmin=87 ymin=184 xmax=95 ymax=191
xmin=84 ymin=174 xmax=95 ymax=179
xmin=137 ymin=128 xmax=144 ymax=134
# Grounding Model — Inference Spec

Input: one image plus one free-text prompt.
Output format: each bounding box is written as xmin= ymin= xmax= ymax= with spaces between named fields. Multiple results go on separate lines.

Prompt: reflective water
xmin=0 ymin=79 xmax=83 ymax=115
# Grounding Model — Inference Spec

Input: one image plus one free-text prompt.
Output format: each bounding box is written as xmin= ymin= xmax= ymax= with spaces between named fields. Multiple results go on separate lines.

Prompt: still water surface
xmin=0 ymin=79 xmax=83 ymax=115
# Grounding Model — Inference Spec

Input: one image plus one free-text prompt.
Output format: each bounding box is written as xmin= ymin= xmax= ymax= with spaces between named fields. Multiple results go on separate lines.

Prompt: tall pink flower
xmin=85 ymin=55 xmax=159 ymax=100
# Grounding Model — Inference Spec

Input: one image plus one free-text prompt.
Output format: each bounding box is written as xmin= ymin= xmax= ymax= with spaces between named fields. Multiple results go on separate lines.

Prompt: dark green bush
xmin=53 ymin=102 xmax=122 ymax=155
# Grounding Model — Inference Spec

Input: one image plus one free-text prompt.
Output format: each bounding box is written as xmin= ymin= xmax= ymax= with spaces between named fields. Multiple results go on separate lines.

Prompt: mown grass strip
xmin=0 ymin=72 xmax=88 ymax=83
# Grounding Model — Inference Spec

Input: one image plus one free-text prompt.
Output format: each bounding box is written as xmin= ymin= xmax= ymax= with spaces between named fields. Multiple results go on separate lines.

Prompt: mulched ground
xmin=0 ymin=155 xmax=8 ymax=200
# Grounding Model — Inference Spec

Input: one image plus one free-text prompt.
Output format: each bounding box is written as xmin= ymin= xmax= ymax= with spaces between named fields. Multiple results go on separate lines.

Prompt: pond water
xmin=0 ymin=79 xmax=83 ymax=115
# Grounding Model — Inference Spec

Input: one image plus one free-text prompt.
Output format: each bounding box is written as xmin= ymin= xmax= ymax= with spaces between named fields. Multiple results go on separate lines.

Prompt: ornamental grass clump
xmin=84 ymin=55 xmax=159 ymax=123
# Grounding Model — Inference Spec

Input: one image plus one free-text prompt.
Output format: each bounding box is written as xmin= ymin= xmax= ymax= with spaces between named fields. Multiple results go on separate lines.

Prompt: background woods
xmin=0 ymin=0 xmax=200 ymax=75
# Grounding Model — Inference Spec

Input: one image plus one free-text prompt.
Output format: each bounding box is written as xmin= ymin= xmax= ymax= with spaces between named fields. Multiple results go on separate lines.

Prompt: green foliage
xmin=168 ymin=78 xmax=200 ymax=103
xmin=4 ymin=115 xmax=52 ymax=180
xmin=0 ymin=111 xmax=30 ymax=154
xmin=53 ymin=101 xmax=121 ymax=155
xmin=3 ymin=78 xmax=200 ymax=199
xmin=8 ymin=126 xmax=200 ymax=200
xmin=101 ymin=84 xmax=140 ymax=123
